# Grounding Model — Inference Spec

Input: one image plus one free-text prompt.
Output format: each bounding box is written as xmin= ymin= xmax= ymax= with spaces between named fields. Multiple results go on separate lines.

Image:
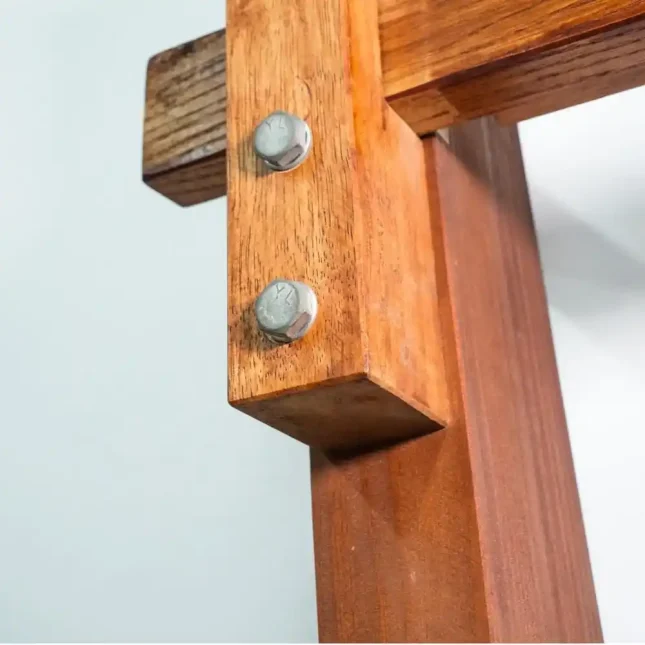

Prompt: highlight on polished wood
xmin=311 ymin=117 xmax=602 ymax=643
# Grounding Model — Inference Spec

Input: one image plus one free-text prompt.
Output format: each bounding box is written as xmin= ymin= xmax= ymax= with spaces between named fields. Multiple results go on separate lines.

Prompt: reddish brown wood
xmin=311 ymin=119 xmax=602 ymax=642
xmin=379 ymin=0 xmax=645 ymax=97
xmin=142 ymin=3 xmax=604 ymax=639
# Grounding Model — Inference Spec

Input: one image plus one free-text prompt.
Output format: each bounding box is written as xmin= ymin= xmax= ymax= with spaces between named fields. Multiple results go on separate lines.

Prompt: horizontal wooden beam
xmin=380 ymin=0 xmax=645 ymax=97
xmin=143 ymin=31 xmax=226 ymax=207
xmin=143 ymin=3 xmax=645 ymax=206
xmin=391 ymin=16 xmax=645 ymax=133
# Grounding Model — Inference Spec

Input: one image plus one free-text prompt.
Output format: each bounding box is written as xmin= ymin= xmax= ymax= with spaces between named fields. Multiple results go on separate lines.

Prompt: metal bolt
xmin=253 ymin=111 xmax=312 ymax=172
xmin=255 ymin=279 xmax=318 ymax=345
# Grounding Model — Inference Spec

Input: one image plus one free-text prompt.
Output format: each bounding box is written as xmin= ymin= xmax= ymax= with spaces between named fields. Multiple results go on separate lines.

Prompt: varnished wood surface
xmin=390 ymin=14 xmax=645 ymax=131
xmin=380 ymin=0 xmax=645 ymax=96
xmin=144 ymin=152 xmax=226 ymax=208
xmin=143 ymin=31 xmax=226 ymax=206
xmin=312 ymin=120 xmax=602 ymax=642
xmin=312 ymin=158 xmax=489 ymax=640
xmin=435 ymin=119 xmax=602 ymax=641
xmin=227 ymin=0 xmax=450 ymax=451
xmin=142 ymin=4 xmax=645 ymax=205
xmin=237 ymin=376 xmax=441 ymax=452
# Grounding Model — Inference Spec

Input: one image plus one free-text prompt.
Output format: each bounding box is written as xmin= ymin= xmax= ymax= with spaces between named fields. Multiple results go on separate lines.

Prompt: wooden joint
xmin=143 ymin=3 xmax=645 ymax=207
xmin=141 ymin=1 xmax=605 ymax=638
xmin=226 ymin=0 xmax=451 ymax=452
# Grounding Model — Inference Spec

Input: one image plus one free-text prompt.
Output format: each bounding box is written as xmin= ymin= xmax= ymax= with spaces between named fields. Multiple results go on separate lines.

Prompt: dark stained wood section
xmin=434 ymin=119 xmax=602 ymax=641
xmin=144 ymin=152 xmax=226 ymax=207
xmin=143 ymin=31 xmax=226 ymax=206
xmin=311 ymin=120 xmax=602 ymax=642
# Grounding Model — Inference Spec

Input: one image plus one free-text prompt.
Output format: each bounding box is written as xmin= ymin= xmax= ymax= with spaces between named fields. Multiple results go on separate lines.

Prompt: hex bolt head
xmin=253 ymin=111 xmax=312 ymax=172
xmin=255 ymin=279 xmax=318 ymax=345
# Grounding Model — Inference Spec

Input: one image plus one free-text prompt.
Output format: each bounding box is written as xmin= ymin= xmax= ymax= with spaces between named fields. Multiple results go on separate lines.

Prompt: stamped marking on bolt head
xmin=253 ymin=111 xmax=312 ymax=172
xmin=256 ymin=281 xmax=299 ymax=332
xmin=255 ymin=113 xmax=294 ymax=158
xmin=254 ymin=279 xmax=318 ymax=345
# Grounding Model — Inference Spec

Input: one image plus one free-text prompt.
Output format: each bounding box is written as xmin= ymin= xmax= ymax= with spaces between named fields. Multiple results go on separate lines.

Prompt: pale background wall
xmin=0 ymin=1 xmax=643 ymax=642
xmin=521 ymin=94 xmax=645 ymax=642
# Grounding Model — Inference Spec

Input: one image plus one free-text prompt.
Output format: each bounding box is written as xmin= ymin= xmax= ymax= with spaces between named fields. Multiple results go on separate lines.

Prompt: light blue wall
xmin=0 ymin=2 xmax=317 ymax=641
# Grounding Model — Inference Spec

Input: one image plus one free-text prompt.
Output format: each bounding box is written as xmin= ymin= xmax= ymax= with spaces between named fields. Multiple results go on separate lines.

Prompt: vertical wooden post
xmin=226 ymin=0 xmax=450 ymax=451
xmin=311 ymin=119 xmax=602 ymax=642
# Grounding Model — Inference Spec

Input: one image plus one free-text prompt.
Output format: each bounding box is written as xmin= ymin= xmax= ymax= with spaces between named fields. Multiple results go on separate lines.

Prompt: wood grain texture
xmin=312 ymin=120 xmax=602 ymax=642
xmin=143 ymin=31 xmax=226 ymax=206
xmin=389 ymin=14 xmax=645 ymax=133
xmin=435 ymin=119 xmax=602 ymax=641
xmin=227 ymin=0 xmax=450 ymax=450
xmin=237 ymin=376 xmax=441 ymax=453
xmin=379 ymin=0 xmax=645 ymax=96
xmin=142 ymin=4 xmax=645 ymax=204
xmin=312 ymin=172 xmax=490 ymax=641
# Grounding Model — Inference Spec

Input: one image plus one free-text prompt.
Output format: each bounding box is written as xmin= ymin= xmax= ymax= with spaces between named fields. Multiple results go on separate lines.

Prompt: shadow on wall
xmin=531 ymin=188 xmax=645 ymax=322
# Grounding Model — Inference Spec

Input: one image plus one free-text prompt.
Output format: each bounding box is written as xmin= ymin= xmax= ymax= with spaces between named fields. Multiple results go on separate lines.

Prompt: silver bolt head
xmin=255 ymin=279 xmax=318 ymax=345
xmin=253 ymin=111 xmax=312 ymax=172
